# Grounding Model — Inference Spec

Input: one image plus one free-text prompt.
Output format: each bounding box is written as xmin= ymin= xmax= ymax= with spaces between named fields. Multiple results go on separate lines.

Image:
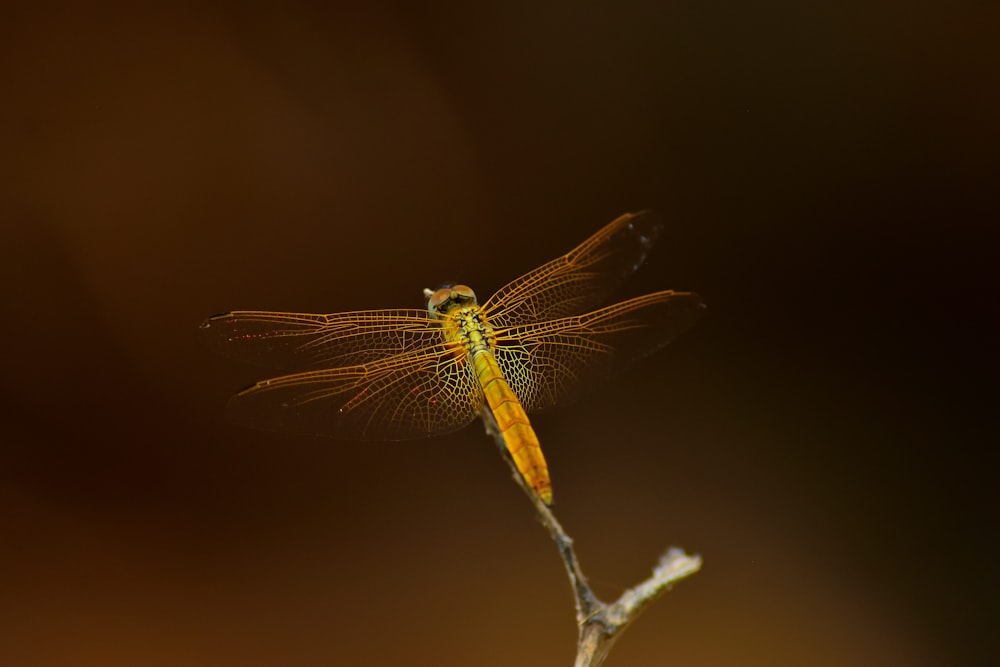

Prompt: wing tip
xmin=234 ymin=379 xmax=271 ymax=397
xmin=199 ymin=312 xmax=234 ymax=330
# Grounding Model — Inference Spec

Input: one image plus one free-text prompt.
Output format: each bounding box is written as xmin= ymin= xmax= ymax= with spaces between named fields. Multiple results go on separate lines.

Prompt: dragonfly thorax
xmin=451 ymin=306 xmax=495 ymax=355
xmin=426 ymin=284 xmax=478 ymax=317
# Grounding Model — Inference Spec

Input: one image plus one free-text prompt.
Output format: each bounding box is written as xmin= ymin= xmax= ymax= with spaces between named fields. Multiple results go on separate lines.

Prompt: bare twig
xmin=480 ymin=410 xmax=702 ymax=666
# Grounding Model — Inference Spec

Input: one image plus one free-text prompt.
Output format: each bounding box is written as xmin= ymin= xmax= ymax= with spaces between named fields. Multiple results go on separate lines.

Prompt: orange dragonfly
xmin=201 ymin=211 xmax=704 ymax=505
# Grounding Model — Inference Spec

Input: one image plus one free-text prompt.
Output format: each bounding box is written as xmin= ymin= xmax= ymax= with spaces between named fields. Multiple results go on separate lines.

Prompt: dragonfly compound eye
xmin=427 ymin=288 xmax=452 ymax=314
xmin=427 ymin=285 xmax=478 ymax=315
xmin=451 ymin=285 xmax=478 ymax=303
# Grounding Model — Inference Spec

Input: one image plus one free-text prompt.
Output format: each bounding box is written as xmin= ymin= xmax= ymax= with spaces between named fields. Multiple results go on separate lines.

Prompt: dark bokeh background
xmin=2 ymin=2 xmax=995 ymax=665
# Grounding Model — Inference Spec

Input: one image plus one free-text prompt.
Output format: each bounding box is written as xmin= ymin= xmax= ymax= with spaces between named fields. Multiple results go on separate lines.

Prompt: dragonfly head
xmin=425 ymin=284 xmax=478 ymax=316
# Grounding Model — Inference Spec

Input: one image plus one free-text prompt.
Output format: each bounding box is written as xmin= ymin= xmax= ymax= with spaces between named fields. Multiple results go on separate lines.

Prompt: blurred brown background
xmin=1 ymin=2 xmax=995 ymax=665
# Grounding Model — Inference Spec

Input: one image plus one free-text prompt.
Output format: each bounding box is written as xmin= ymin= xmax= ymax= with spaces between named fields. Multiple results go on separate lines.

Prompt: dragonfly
xmin=201 ymin=211 xmax=704 ymax=505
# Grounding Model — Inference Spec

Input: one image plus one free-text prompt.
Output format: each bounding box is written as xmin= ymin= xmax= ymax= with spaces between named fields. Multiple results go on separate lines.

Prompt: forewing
xmin=200 ymin=309 xmax=442 ymax=371
xmin=493 ymin=291 xmax=705 ymax=413
xmin=225 ymin=346 xmax=484 ymax=440
xmin=482 ymin=211 xmax=663 ymax=328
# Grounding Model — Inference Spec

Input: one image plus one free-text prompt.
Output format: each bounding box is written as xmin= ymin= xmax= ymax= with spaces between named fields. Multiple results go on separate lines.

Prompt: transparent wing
xmin=225 ymin=346 xmax=484 ymax=440
xmin=200 ymin=309 xmax=443 ymax=371
xmin=493 ymin=291 xmax=705 ymax=413
xmin=482 ymin=210 xmax=663 ymax=328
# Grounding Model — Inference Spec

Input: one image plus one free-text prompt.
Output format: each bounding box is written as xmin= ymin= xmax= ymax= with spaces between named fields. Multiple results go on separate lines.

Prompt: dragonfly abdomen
xmin=472 ymin=349 xmax=553 ymax=505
